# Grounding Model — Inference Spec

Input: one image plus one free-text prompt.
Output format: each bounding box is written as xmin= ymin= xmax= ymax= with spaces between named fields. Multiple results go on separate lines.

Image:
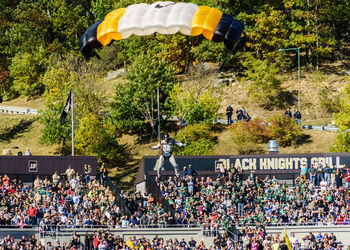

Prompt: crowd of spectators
xmin=0 ymin=231 xmax=213 ymax=249
xmin=239 ymin=226 xmax=349 ymax=250
xmin=150 ymin=165 xmax=350 ymax=228
xmin=117 ymin=162 xmax=350 ymax=232
xmin=1 ymin=161 xmax=350 ymax=249
xmin=0 ymin=165 xmax=123 ymax=231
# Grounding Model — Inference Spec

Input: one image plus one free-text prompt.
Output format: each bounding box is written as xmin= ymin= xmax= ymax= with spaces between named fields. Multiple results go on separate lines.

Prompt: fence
xmin=0 ymin=105 xmax=38 ymax=115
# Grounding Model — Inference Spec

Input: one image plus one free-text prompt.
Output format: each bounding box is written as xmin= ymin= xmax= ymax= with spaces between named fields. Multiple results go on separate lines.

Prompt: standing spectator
xmin=180 ymin=166 xmax=187 ymax=178
xmin=226 ymin=105 xmax=234 ymax=125
xmin=84 ymin=164 xmax=92 ymax=184
xmin=300 ymin=165 xmax=308 ymax=181
xmin=70 ymin=233 xmax=81 ymax=248
xmin=344 ymin=168 xmax=350 ymax=187
xmin=188 ymin=237 xmax=196 ymax=249
xmin=335 ymin=168 xmax=343 ymax=188
xmin=52 ymin=171 xmax=61 ymax=186
xmin=85 ymin=232 xmax=93 ymax=250
xmin=293 ymin=109 xmax=302 ymax=124
xmin=289 ymin=232 xmax=299 ymax=249
xmin=331 ymin=166 xmax=337 ymax=187
xmin=284 ymin=108 xmax=292 ymax=118
xmin=309 ymin=164 xmax=316 ymax=186
xmin=100 ymin=163 xmax=108 ymax=186
xmin=316 ymin=164 xmax=324 ymax=186
xmin=324 ymin=164 xmax=332 ymax=185
xmin=218 ymin=163 xmax=226 ymax=178
xmin=65 ymin=165 xmax=75 ymax=182
xmin=28 ymin=204 xmax=38 ymax=225
xmin=186 ymin=164 xmax=197 ymax=177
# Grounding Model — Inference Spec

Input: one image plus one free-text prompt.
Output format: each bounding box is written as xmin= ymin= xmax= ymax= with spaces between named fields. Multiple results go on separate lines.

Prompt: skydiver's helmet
xmin=164 ymin=133 xmax=170 ymax=141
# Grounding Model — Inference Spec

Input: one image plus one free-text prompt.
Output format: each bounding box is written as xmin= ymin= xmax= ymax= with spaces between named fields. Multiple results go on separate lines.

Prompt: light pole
xmin=277 ymin=47 xmax=301 ymax=112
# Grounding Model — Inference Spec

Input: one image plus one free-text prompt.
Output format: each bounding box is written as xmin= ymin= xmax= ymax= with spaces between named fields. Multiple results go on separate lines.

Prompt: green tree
xmin=331 ymin=83 xmax=350 ymax=152
xmin=111 ymin=53 xmax=177 ymax=135
xmin=75 ymin=114 xmax=128 ymax=167
xmin=38 ymin=53 xmax=108 ymax=151
xmin=90 ymin=0 xmax=115 ymax=20
xmin=9 ymin=47 xmax=48 ymax=96
xmin=167 ymin=64 xmax=222 ymax=124
xmin=241 ymin=55 xmax=283 ymax=109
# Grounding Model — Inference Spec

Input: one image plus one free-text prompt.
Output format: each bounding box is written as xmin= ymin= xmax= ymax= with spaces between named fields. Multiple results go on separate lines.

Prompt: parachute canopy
xmin=80 ymin=1 xmax=244 ymax=58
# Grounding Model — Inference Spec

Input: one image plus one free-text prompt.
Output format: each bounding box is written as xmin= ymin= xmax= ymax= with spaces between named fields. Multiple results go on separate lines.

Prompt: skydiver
xmin=152 ymin=133 xmax=186 ymax=178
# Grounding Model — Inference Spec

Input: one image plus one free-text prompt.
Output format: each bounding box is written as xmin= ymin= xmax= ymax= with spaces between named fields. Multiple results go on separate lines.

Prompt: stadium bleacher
xmin=0 ymin=163 xmax=349 ymax=249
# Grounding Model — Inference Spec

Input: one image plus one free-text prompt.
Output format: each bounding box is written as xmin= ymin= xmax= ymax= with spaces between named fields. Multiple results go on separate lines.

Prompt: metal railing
xmin=302 ymin=124 xmax=350 ymax=133
xmin=235 ymin=221 xmax=350 ymax=227
xmin=0 ymin=105 xmax=38 ymax=115
xmin=105 ymin=175 xmax=132 ymax=216
xmin=145 ymin=175 xmax=175 ymax=214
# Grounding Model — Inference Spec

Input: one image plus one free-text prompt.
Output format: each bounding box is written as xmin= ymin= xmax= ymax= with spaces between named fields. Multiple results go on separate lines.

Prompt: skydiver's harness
xmin=162 ymin=139 xmax=174 ymax=159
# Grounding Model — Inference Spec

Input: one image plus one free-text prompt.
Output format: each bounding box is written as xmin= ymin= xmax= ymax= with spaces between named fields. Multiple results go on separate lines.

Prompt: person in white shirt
xmin=24 ymin=148 xmax=32 ymax=156
xmin=320 ymin=178 xmax=328 ymax=192
xmin=289 ymin=232 xmax=299 ymax=249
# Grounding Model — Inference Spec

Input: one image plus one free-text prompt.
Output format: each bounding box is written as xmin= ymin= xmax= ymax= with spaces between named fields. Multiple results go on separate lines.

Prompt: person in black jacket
xmin=226 ymin=105 xmax=234 ymax=124
xmin=293 ymin=109 xmax=302 ymax=124
xmin=284 ymin=107 xmax=292 ymax=118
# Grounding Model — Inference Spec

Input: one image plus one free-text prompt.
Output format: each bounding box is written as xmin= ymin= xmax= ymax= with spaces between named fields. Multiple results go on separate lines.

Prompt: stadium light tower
xmin=277 ymin=47 xmax=301 ymax=112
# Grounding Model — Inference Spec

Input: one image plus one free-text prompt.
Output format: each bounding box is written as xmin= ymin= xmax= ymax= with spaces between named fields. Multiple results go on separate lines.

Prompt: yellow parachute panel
xmin=190 ymin=6 xmax=222 ymax=40
xmin=97 ymin=8 xmax=126 ymax=46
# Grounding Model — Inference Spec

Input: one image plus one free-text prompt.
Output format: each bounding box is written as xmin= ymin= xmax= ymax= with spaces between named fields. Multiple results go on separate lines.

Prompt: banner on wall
xmin=143 ymin=153 xmax=350 ymax=173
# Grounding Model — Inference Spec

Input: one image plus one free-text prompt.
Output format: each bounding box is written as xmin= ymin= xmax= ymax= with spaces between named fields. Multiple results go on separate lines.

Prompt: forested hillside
xmin=1 ymin=0 xmax=350 ymax=171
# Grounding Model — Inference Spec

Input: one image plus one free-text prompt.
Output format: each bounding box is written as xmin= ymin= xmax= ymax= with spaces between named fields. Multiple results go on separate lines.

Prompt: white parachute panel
xmin=118 ymin=2 xmax=198 ymax=39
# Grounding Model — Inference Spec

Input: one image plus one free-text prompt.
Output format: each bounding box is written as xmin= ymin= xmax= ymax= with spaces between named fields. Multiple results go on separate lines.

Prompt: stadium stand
xmin=0 ymin=162 xmax=350 ymax=249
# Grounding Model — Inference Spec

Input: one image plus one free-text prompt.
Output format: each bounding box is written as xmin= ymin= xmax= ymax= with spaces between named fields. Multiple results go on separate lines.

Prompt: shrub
xmin=174 ymin=123 xmax=216 ymax=155
xmin=228 ymin=116 xmax=305 ymax=152
xmin=267 ymin=114 xmax=304 ymax=147
xmin=229 ymin=118 xmax=270 ymax=143
xmin=230 ymin=126 xmax=265 ymax=155
xmin=229 ymin=120 xmax=267 ymax=154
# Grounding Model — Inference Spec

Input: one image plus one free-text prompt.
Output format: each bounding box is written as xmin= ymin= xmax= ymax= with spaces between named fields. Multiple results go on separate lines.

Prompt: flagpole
xmin=71 ymin=88 xmax=75 ymax=156
xmin=157 ymin=86 xmax=160 ymax=156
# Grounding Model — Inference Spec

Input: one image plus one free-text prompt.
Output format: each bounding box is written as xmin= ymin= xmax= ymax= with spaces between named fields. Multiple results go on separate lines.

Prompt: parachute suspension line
xmin=219 ymin=52 xmax=229 ymax=71
xmin=185 ymin=36 xmax=192 ymax=74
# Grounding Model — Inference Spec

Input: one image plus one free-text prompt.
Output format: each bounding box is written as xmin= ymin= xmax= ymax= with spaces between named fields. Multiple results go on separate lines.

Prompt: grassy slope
xmin=0 ymin=114 xmax=57 ymax=155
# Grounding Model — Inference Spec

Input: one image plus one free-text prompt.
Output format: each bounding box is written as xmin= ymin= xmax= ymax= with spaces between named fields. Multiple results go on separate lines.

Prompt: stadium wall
xmin=135 ymin=153 xmax=350 ymax=191
xmin=0 ymin=156 xmax=97 ymax=182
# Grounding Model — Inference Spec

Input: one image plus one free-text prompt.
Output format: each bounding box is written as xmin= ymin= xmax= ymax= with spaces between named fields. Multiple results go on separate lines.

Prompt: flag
xmin=60 ymin=89 xmax=72 ymax=125
xmin=283 ymin=228 xmax=292 ymax=250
